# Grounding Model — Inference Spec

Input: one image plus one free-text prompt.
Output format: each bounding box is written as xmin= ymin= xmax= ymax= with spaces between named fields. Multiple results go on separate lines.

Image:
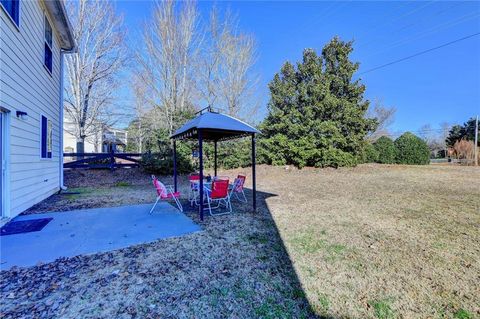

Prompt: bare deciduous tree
xmin=85 ymin=123 xmax=105 ymax=152
xmin=216 ymin=11 xmax=259 ymax=119
xmin=453 ymin=139 xmax=475 ymax=161
xmin=129 ymin=73 xmax=154 ymax=153
xmin=131 ymin=1 xmax=260 ymax=151
xmin=138 ymin=0 xmax=199 ymax=135
xmin=366 ymin=99 xmax=396 ymax=141
xmin=419 ymin=124 xmax=433 ymax=142
xmin=64 ymin=0 xmax=126 ymax=152
xmin=195 ymin=9 xmax=260 ymax=119
xmin=196 ymin=6 xmax=222 ymax=109
xmin=419 ymin=123 xmax=454 ymax=158
xmin=439 ymin=121 xmax=450 ymax=155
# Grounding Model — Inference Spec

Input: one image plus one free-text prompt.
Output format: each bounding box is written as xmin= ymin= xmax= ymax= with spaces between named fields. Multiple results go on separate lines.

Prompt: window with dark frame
xmin=1 ymin=0 xmax=19 ymax=26
xmin=41 ymin=116 xmax=52 ymax=158
xmin=44 ymin=15 xmax=53 ymax=73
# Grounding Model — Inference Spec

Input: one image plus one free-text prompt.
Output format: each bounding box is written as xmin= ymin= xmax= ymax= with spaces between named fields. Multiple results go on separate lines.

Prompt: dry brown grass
xmin=3 ymin=164 xmax=479 ymax=318
xmin=250 ymin=164 xmax=480 ymax=318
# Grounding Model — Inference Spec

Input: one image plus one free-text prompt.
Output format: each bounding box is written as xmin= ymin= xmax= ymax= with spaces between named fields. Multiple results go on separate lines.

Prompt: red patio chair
xmin=204 ymin=179 xmax=232 ymax=216
xmin=230 ymin=174 xmax=247 ymax=202
xmin=150 ymin=175 xmax=183 ymax=213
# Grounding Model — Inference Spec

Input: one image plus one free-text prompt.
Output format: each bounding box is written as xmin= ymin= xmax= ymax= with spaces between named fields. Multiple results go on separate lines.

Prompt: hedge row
xmin=139 ymin=132 xmax=429 ymax=175
xmin=362 ymin=132 xmax=430 ymax=165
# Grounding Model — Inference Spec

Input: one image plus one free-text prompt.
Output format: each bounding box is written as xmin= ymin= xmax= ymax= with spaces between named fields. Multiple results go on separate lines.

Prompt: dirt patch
xmin=64 ymin=168 xmax=152 ymax=188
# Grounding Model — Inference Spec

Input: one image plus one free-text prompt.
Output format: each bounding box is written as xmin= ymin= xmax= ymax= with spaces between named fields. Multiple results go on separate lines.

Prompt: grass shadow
xmin=4 ymin=172 xmax=341 ymax=318
xmin=180 ymin=186 xmax=334 ymax=318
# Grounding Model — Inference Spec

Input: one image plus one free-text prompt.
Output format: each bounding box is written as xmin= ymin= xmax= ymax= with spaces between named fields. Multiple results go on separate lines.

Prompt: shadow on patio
xmin=0 ymin=185 xmax=331 ymax=318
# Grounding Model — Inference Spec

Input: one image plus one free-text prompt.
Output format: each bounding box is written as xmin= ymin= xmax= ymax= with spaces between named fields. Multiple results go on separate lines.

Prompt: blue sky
xmin=116 ymin=1 xmax=480 ymax=133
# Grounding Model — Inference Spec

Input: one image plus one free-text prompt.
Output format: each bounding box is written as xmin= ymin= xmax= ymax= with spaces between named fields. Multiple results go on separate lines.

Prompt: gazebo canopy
xmin=170 ymin=110 xmax=260 ymax=141
xmin=170 ymin=108 xmax=260 ymax=220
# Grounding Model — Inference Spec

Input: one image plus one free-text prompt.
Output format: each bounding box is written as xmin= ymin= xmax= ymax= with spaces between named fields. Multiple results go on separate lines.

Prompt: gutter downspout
xmin=59 ymin=46 xmax=76 ymax=191
xmin=59 ymin=50 xmax=65 ymax=191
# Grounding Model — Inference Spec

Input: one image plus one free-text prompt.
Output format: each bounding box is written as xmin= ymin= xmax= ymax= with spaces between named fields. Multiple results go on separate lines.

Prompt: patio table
xmin=189 ymin=180 xmax=211 ymax=206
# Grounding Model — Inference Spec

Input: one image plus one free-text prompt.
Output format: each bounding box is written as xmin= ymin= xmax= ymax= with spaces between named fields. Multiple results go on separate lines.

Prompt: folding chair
xmin=204 ymin=179 xmax=232 ymax=216
xmin=150 ymin=175 xmax=183 ymax=213
xmin=230 ymin=174 xmax=247 ymax=202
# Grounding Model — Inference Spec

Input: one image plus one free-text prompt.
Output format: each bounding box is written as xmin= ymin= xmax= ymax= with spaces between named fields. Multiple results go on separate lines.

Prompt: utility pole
xmin=442 ymin=123 xmax=449 ymax=161
xmin=475 ymin=115 xmax=478 ymax=166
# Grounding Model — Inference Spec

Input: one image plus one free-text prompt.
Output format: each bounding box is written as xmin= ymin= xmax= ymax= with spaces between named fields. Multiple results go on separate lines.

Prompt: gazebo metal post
xmin=252 ymin=133 xmax=256 ymax=212
xmin=198 ymin=129 xmax=204 ymax=220
xmin=214 ymin=140 xmax=218 ymax=177
xmin=173 ymin=140 xmax=177 ymax=192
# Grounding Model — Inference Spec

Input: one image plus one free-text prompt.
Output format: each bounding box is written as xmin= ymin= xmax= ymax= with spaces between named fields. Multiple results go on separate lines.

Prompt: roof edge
xmin=43 ymin=0 xmax=76 ymax=51
xmin=219 ymin=113 xmax=261 ymax=133
xmin=170 ymin=128 xmax=258 ymax=141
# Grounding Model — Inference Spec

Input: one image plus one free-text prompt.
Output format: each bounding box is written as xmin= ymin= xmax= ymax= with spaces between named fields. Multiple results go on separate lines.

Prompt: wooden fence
xmin=430 ymin=158 xmax=475 ymax=165
xmin=63 ymin=152 xmax=141 ymax=170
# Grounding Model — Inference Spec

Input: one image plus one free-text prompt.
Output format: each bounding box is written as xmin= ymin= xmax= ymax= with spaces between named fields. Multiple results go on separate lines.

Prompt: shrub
xmin=141 ymin=137 xmax=256 ymax=175
xmin=453 ymin=139 xmax=475 ymax=160
xmin=218 ymin=139 xmax=252 ymax=169
xmin=359 ymin=142 xmax=379 ymax=163
xmin=86 ymin=156 xmax=111 ymax=166
xmin=374 ymin=136 xmax=396 ymax=164
xmin=257 ymin=135 xmax=288 ymax=166
xmin=140 ymin=142 xmax=192 ymax=175
xmin=315 ymin=147 xmax=357 ymax=168
xmin=394 ymin=132 xmax=430 ymax=165
xmin=202 ymin=139 xmax=253 ymax=170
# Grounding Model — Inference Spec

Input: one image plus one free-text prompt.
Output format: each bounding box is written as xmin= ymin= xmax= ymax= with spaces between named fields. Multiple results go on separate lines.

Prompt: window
xmin=0 ymin=0 xmax=19 ymax=26
xmin=44 ymin=16 xmax=53 ymax=73
xmin=41 ymin=116 xmax=52 ymax=158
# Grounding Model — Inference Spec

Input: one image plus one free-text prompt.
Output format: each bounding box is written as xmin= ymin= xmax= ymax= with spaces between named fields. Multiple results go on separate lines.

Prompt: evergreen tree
xmin=446 ymin=125 xmax=465 ymax=147
xmin=445 ymin=118 xmax=479 ymax=147
xmin=394 ymin=132 xmax=430 ymax=165
xmin=358 ymin=142 xmax=379 ymax=163
xmin=260 ymin=37 xmax=377 ymax=168
xmin=374 ymin=136 xmax=396 ymax=164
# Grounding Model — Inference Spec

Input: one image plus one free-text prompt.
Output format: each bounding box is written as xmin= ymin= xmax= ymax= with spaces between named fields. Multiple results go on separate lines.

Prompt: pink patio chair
xmin=150 ymin=175 xmax=183 ymax=213
xmin=230 ymin=174 xmax=247 ymax=203
xmin=204 ymin=179 xmax=232 ymax=216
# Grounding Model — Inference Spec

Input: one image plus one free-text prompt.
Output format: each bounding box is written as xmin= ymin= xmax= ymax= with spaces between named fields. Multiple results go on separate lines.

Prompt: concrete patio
xmin=0 ymin=203 xmax=201 ymax=270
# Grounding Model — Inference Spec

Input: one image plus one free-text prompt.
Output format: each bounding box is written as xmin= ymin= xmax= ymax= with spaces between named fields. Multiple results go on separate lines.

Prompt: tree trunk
xmin=76 ymin=137 xmax=85 ymax=160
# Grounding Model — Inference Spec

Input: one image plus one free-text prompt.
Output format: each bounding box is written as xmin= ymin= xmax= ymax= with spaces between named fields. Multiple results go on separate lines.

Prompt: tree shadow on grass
xmin=180 ymin=187 xmax=334 ymax=319
xmin=0 ymin=177 xmax=338 ymax=318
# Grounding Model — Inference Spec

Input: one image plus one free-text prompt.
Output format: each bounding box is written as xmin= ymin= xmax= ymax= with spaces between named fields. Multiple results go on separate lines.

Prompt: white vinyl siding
xmin=0 ymin=0 xmax=62 ymax=217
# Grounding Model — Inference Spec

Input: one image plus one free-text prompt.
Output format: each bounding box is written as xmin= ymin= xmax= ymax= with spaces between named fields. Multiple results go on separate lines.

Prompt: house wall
xmin=63 ymin=123 xmax=98 ymax=153
xmin=63 ymin=123 xmax=128 ymax=153
xmin=0 ymin=1 xmax=63 ymax=217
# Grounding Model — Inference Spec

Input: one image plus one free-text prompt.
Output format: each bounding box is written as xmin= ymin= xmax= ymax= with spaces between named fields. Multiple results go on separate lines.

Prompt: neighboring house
xmin=63 ymin=122 xmax=128 ymax=153
xmin=103 ymin=128 xmax=127 ymax=153
xmin=0 ymin=0 xmax=75 ymax=219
